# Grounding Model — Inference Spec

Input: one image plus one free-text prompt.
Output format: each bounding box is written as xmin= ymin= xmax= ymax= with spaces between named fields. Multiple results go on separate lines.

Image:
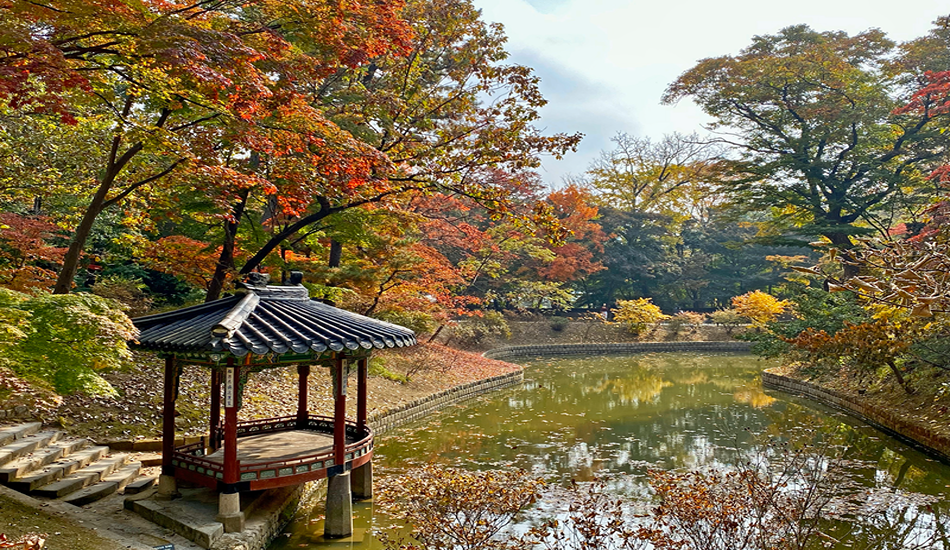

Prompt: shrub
xmin=731 ymin=290 xmax=789 ymax=325
xmin=449 ymin=311 xmax=511 ymax=348
xmin=91 ymin=274 xmax=153 ymax=316
xmin=0 ymin=289 xmax=135 ymax=395
xmin=709 ymin=308 xmax=745 ymax=334
xmin=612 ymin=298 xmax=669 ymax=335
xmin=667 ymin=311 xmax=706 ymax=334
xmin=373 ymin=308 xmax=438 ymax=336
xmin=549 ymin=316 xmax=569 ymax=332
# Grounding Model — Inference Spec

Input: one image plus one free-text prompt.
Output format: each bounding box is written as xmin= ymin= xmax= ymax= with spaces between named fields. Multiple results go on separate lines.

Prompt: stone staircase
xmin=0 ymin=422 xmax=156 ymax=506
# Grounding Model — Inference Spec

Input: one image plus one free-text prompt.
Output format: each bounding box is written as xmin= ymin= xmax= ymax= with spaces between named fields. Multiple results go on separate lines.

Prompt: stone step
xmin=30 ymin=449 xmax=121 ymax=498
xmin=0 ymin=438 xmax=89 ymax=483
xmin=123 ymin=475 xmax=157 ymax=495
xmin=9 ymin=445 xmax=108 ymax=494
xmin=0 ymin=430 xmax=62 ymax=468
xmin=63 ymin=461 xmax=142 ymax=506
xmin=0 ymin=422 xmax=42 ymax=447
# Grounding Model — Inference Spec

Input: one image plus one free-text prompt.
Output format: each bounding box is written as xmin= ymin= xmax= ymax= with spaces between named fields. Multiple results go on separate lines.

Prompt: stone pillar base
xmin=216 ymin=491 xmax=245 ymax=533
xmin=155 ymin=474 xmax=180 ymax=500
xmin=351 ymin=461 xmax=372 ymax=500
xmin=325 ymin=472 xmax=353 ymax=538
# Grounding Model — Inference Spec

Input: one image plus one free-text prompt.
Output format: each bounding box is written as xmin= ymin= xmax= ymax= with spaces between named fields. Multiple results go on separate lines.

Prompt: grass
xmin=0 ymin=491 xmax=127 ymax=550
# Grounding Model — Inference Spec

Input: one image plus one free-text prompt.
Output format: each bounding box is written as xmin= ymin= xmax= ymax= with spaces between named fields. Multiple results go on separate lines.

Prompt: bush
xmin=0 ymin=289 xmax=135 ymax=394
xmin=732 ymin=290 xmax=790 ymax=325
xmin=91 ymin=274 xmax=153 ymax=316
xmin=549 ymin=316 xmax=569 ymax=332
xmin=373 ymin=308 xmax=438 ymax=336
xmin=612 ymin=298 xmax=669 ymax=335
xmin=667 ymin=311 xmax=706 ymax=334
xmin=709 ymin=308 xmax=745 ymax=334
xmin=449 ymin=311 xmax=511 ymax=348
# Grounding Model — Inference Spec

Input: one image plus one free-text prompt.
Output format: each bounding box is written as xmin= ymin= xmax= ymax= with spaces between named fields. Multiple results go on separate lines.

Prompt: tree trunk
xmin=328 ymin=239 xmax=343 ymax=268
xmin=205 ymin=189 xmax=250 ymax=302
xmin=52 ymin=179 xmax=112 ymax=294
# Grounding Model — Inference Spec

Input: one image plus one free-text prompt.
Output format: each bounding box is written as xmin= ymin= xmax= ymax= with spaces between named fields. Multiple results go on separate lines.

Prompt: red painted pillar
xmin=357 ymin=358 xmax=368 ymax=433
xmin=210 ymin=368 xmax=221 ymax=451
xmin=223 ymin=358 xmax=239 ymax=485
xmin=297 ymin=364 xmax=310 ymax=428
xmin=161 ymin=355 xmax=179 ymax=477
xmin=333 ymin=357 xmax=346 ymax=466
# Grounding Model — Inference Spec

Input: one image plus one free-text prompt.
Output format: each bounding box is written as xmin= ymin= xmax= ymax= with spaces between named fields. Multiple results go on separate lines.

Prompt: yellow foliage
xmin=612 ymin=298 xmax=669 ymax=334
xmin=731 ymin=290 xmax=789 ymax=324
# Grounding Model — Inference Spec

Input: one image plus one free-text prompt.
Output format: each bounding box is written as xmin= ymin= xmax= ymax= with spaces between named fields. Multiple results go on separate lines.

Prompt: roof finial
xmin=288 ymin=271 xmax=304 ymax=286
xmin=244 ymin=272 xmax=270 ymax=288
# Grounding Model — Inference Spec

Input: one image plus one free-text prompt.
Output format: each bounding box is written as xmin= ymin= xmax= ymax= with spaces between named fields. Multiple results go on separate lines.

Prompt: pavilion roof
xmin=132 ymin=276 xmax=416 ymax=358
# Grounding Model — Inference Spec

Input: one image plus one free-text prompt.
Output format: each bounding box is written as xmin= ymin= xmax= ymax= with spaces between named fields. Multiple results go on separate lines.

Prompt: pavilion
xmin=130 ymin=272 xmax=416 ymax=537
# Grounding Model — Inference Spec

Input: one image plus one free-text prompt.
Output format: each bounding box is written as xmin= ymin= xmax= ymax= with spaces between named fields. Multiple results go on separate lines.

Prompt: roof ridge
xmin=212 ymin=292 xmax=260 ymax=338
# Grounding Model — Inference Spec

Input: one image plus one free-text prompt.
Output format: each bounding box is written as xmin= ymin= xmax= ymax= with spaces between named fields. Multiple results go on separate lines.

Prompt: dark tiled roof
xmin=132 ymin=283 xmax=416 ymax=357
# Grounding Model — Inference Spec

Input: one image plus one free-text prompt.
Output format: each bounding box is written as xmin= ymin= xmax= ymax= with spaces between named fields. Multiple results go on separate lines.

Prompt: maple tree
xmin=0 ymin=213 xmax=66 ymax=293
xmin=664 ymin=24 xmax=950 ymax=258
xmin=0 ymin=0 xmax=414 ymax=294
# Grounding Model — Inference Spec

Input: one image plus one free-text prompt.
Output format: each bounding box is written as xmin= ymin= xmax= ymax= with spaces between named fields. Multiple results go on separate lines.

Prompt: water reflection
xmin=271 ymin=352 xmax=950 ymax=549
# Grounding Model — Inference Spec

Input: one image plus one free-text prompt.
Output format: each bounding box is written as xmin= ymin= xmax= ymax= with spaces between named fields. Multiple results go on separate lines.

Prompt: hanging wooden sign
xmin=225 ymin=367 xmax=235 ymax=408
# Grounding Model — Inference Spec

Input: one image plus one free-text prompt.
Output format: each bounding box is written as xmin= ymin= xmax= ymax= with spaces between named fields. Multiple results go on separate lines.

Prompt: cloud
xmin=474 ymin=0 xmax=950 ymax=186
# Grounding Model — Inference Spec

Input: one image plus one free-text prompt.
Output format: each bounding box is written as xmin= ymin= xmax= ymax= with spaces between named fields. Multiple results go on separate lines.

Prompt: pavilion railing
xmin=176 ymin=413 xmax=373 ymax=485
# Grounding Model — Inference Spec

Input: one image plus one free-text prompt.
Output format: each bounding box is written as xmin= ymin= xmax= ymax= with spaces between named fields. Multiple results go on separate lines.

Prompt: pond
xmin=270 ymin=352 xmax=950 ymax=549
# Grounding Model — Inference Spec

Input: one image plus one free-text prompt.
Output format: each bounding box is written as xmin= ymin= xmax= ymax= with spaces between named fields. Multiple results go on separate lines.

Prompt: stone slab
xmin=0 ymin=422 xmax=42 ymax=447
xmin=63 ymin=461 xmax=141 ymax=506
xmin=0 ymin=430 xmax=62 ymax=468
xmin=28 ymin=446 xmax=110 ymax=497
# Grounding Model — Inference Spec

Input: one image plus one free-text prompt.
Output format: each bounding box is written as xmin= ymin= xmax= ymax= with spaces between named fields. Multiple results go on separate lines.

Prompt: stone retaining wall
xmin=483 ymin=341 xmax=750 ymax=360
xmin=762 ymin=371 xmax=950 ymax=463
xmin=366 ymin=369 xmax=524 ymax=435
xmin=0 ymin=406 xmax=32 ymax=420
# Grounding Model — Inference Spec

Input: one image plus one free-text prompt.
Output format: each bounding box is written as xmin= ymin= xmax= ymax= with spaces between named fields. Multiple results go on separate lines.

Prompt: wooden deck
xmin=202 ymin=430 xmax=356 ymax=465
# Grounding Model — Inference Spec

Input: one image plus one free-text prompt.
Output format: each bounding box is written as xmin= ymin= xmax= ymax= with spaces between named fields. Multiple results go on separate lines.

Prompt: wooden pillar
xmin=357 ymin=358 xmax=368 ymax=432
xmin=327 ymin=356 xmax=353 ymax=538
xmin=297 ymin=364 xmax=310 ymax=428
xmin=158 ymin=355 xmax=180 ymax=499
xmin=210 ymin=368 xmax=222 ymax=451
xmin=223 ymin=358 xmax=239 ymax=485
xmin=333 ymin=357 xmax=347 ymax=466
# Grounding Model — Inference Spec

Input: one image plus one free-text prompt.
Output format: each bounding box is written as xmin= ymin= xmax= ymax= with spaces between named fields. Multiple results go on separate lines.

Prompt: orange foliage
xmin=0 ymin=213 xmax=66 ymax=293
xmin=140 ymin=236 xmax=221 ymax=289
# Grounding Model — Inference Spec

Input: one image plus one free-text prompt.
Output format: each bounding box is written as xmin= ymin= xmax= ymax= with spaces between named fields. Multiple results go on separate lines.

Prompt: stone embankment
xmin=762 ymin=371 xmax=950 ymax=462
xmin=484 ymin=341 xmax=751 ymax=360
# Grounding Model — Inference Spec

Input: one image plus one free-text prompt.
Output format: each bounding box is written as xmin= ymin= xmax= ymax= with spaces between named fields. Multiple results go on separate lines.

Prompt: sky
xmin=472 ymin=0 xmax=950 ymax=187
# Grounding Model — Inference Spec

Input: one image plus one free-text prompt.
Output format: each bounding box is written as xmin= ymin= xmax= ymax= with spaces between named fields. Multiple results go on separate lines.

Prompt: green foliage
xmin=449 ymin=311 xmax=511 ymax=348
xmin=368 ymin=356 xmax=409 ymax=384
xmin=742 ymin=286 xmax=869 ymax=359
xmin=709 ymin=309 xmax=745 ymax=333
xmin=612 ymin=298 xmax=669 ymax=335
xmin=0 ymin=289 xmax=136 ymax=394
xmin=373 ymin=309 xmax=438 ymax=337
xmin=549 ymin=316 xmax=569 ymax=332
xmin=91 ymin=274 xmax=152 ymax=317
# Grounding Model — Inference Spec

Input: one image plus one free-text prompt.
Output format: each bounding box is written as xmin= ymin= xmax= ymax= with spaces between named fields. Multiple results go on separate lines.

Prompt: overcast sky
xmin=472 ymin=0 xmax=950 ymax=187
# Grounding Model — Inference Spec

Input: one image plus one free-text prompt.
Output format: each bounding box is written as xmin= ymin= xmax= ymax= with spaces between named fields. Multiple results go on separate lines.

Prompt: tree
xmin=586 ymin=132 xmax=721 ymax=215
xmin=612 ymin=298 xmax=669 ymax=335
xmin=663 ymin=25 xmax=950 ymax=256
xmin=0 ymin=289 xmax=135 ymax=394
xmin=732 ymin=290 xmax=789 ymax=325
xmin=0 ymin=0 xmax=414 ymax=294
xmin=213 ymin=0 xmax=582 ymax=296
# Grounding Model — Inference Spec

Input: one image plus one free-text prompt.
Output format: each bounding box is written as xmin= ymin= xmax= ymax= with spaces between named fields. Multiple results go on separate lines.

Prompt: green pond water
xmin=270 ymin=352 xmax=950 ymax=549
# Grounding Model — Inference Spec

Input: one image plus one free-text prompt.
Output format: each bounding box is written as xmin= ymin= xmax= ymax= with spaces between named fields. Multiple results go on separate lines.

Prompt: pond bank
xmin=763 ymin=371 xmax=950 ymax=463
